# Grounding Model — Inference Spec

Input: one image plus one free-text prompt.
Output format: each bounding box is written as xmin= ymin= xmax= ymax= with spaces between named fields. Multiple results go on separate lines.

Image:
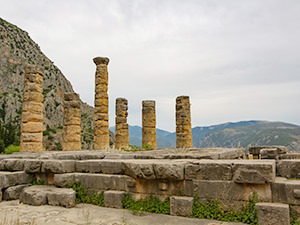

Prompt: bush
xmin=4 ymin=145 xmax=20 ymax=154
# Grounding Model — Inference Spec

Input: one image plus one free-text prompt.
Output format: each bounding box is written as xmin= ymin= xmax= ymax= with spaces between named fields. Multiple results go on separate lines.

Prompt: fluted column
xmin=115 ymin=98 xmax=129 ymax=149
xmin=93 ymin=57 xmax=110 ymax=149
xmin=20 ymin=64 xmax=44 ymax=152
xmin=63 ymin=92 xmax=81 ymax=151
xmin=176 ymin=96 xmax=192 ymax=148
xmin=142 ymin=100 xmax=157 ymax=148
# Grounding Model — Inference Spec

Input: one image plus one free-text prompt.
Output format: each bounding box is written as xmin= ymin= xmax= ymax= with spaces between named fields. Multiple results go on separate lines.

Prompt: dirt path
xmin=0 ymin=200 xmax=246 ymax=225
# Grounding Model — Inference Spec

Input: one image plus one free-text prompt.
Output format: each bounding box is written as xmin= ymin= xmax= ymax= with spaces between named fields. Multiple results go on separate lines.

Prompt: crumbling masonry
xmin=142 ymin=100 xmax=157 ymax=148
xmin=115 ymin=98 xmax=129 ymax=149
xmin=176 ymin=96 xmax=193 ymax=148
xmin=93 ymin=57 xmax=110 ymax=149
xmin=20 ymin=64 xmax=44 ymax=152
xmin=62 ymin=92 xmax=81 ymax=151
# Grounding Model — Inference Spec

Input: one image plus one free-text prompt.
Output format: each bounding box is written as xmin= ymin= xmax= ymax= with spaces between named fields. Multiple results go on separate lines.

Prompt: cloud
xmin=1 ymin=0 xmax=300 ymax=131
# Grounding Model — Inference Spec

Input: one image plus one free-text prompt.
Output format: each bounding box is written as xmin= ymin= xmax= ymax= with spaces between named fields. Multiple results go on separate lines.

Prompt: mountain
xmin=110 ymin=121 xmax=300 ymax=151
xmin=0 ymin=17 xmax=114 ymax=150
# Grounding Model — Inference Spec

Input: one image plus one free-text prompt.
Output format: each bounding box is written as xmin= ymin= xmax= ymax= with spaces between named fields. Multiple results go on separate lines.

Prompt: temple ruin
xmin=176 ymin=96 xmax=193 ymax=148
xmin=93 ymin=57 xmax=110 ymax=150
xmin=20 ymin=64 xmax=44 ymax=152
xmin=142 ymin=100 xmax=157 ymax=149
xmin=62 ymin=92 xmax=81 ymax=151
xmin=115 ymin=98 xmax=129 ymax=149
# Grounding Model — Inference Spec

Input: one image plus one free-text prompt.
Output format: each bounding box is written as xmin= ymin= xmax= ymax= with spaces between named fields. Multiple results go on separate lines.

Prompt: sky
xmin=1 ymin=0 xmax=300 ymax=132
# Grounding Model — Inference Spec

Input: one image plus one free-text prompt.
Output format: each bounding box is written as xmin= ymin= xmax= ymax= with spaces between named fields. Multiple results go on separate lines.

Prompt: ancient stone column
xmin=62 ymin=92 xmax=81 ymax=151
xmin=115 ymin=98 xmax=129 ymax=149
xmin=176 ymin=96 xmax=193 ymax=148
xmin=142 ymin=100 xmax=157 ymax=149
xmin=93 ymin=57 xmax=110 ymax=149
xmin=20 ymin=64 xmax=44 ymax=152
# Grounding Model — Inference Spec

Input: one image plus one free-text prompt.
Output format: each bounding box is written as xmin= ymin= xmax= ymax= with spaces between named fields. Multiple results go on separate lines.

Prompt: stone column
xmin=176 ymin=96 xmax=192 ymax=148
xmin=115 ymin=98 xmax=129 ymax=149
xmin=142 ymin=100 xmax=157 ymax=149
xmin=93 ymin=57 xmax=110 ymax=149
xmin=20 ymin=64 xmax=44 ymax=152
xmin=62 ymin=92 xmax=81 ymax=151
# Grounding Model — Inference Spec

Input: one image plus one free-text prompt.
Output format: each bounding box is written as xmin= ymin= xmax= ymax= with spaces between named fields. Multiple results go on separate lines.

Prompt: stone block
xmin=41 ymin=160 xmax=75 ymax=174
xmin=20 ymin=142 xmax=43 ymax=152
xmin=193 ymin=180 xmax=271 ymax=202
xmin=22 ymin=102 xmax=43 ymax=114
xmin=21 ymin=133 xmax=43 ymax=143
xmin=20 ymin=185 xmax=75 ymax=208
xmin=153 ymin=161 xmax=185 ymax=180
xmin=100 ymin=160 xmax=123 ymax=174
xmin=185 ymin=160 xmax=232 ymax=180
xmin=24 ymin=159 xmax=42 ymax=173
xmin=277 ymin=160 xmax=300 ymax=179
xmin=0 ymin=171 xmax=33 ymax=189
xmin=232 ymin=160 xmax=275 ymax=184
xmin=21 ymin=122 xmax=43 ymax=133
xmin=271 ymin=177 xmax=300 ymax=205
xmin=62 ymin=142 xmax=81 ymax=151
xmin=3 ymin=184 xmax=29 ymax=200
xmin=104 ymin=190 xmax=125 ymax=209
xmin=75 ymin=160 xmax=102 ymax=173
xmin=260 ymin=148 xmax=279 ymax=159
xmin=122 ymin=160 xmax=155 ymax=179
xmin=47 ymin=188 xmax=76 ymax=208
xmin=170 ymin=196 xmax=193 ymax=217
xmin=256 ymin=202 xmax=290 ymax=225
xmin=21 ymin=112 xmax=43 ymax=123
xmin=0 ymin=159 xmax=25 ymax=171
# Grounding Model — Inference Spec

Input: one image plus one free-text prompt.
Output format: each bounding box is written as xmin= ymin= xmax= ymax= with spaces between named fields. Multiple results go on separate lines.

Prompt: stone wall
xmin=115 ymin=98 xmax=129 ymax=149
xmin=93 ymin=57 xmax=110 ymax=150
xmin=62 ymin=92 xmax=81 ymax=151
xmin=142 ymin=100 xmax=157 ymax=149
xmin=176 ymin=96 xmax=192 ymax=148
xmin=20 ymin=64 xmax=44 ymax=152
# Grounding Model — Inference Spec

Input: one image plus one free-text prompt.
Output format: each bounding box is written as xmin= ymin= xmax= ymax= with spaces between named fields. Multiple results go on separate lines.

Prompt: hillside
xmin=111 ymin=121 xmax=300 ymax=151
xmin=0 ymin=17 xmax=113 ymax=150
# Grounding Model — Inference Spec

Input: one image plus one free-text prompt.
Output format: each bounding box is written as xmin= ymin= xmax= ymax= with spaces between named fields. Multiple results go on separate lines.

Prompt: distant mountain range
xmin=110 ymin=120 xmax=300 ymax=151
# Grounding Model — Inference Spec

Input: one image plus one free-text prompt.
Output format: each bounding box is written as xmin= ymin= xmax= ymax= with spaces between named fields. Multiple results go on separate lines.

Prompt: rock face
xmin=93 ymin=57 xmax=110 ymax=150
xmin=63 ymin=92 xmax=81 ymax=151
xmin=142 ymin=100 xmax=157 ymax=149
xmin=20 ymin=64 xmax=44 ymax=152
xmin=176 ymin=96 xmax=192 ymax=148
xmin=115 ymin=98 xmax=129 ymax=149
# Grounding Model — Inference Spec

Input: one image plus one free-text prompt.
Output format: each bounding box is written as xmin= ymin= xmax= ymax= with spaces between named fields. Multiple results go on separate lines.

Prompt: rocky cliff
xmin=0 ymin=18 xmax=114 ymax=150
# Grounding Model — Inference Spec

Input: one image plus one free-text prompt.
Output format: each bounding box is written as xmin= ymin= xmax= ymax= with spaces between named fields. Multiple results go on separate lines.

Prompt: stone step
xmin=19 ymin=185 xmax=75 ymax=208
xmin=0 ymin=171 xmax=33 ymax=189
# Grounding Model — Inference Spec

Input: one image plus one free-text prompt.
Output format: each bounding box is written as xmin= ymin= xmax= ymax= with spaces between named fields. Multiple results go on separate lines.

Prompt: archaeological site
xmin=0 ymin=56 xmax=299 ymax=225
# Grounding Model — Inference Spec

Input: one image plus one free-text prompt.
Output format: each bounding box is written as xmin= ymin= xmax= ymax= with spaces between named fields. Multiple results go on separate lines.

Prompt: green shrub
xmin=4 ymin=145 xmax=20 ymax=154
xmin=192 ymin=193 xmax=258 ymax=225
xmin=122 ymin=194 xmax=170 ymax=215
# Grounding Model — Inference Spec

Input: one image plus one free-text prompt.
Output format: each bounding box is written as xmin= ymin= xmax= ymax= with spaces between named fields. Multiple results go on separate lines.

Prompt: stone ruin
xmin=20 ymin=64 xmax=44 ymax=152
xmin=115 ymin=98 xmax=129 ymax=149
xmin=62 ymin=92 xmax=81 ymax=151
xmin=176 ymin=96 xmax=192 ymax=148
xmin=93 ymin=57 xmax=110 ymax=150
xmin=15 ymin=57 xmax=300 ymax=224
xmin=142 ymin=100 xmax=157 ymax=149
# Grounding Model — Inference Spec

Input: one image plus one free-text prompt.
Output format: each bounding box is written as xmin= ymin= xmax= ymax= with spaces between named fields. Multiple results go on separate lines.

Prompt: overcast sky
xmin=1 ymin=0 xmax=300 ymax=132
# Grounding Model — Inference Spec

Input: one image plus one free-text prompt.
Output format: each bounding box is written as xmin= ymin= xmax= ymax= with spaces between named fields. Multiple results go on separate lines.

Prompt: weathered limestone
xmin=249 ymin=146 xmax=288 ymax=159
xmin=3 ymin=184 xmax=29 ymax=200
xmin=20 ymin=185 xmax=75 ymax=208
xmin=104 ymin=190 xmax=125 ymax=209
xmin=63 ymin=92 xmax=81 ymax=151
xmin=277 ymin=160 xmax=300 ymax=179
xmin=176 ymin=96 xmax=192 ymax=148
xmin=115 ymin=98 xmax=129 ymax=149
xmin=93 ymin=57 xmax=110 ymax=150
xmin=170 ymin=196 xmax=193 ymax=217
xmin=0 ymin=171 xmax=33 ymax=189
xmin=256 ymin=202 xmax=290 ymax=225
xmin=142 ymin=100 xmax=157 ymax=149
xmin=271 ymin=177 xmax=300 ymax=205
xmin=20 ymin=64 xmax=44 ymax=152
